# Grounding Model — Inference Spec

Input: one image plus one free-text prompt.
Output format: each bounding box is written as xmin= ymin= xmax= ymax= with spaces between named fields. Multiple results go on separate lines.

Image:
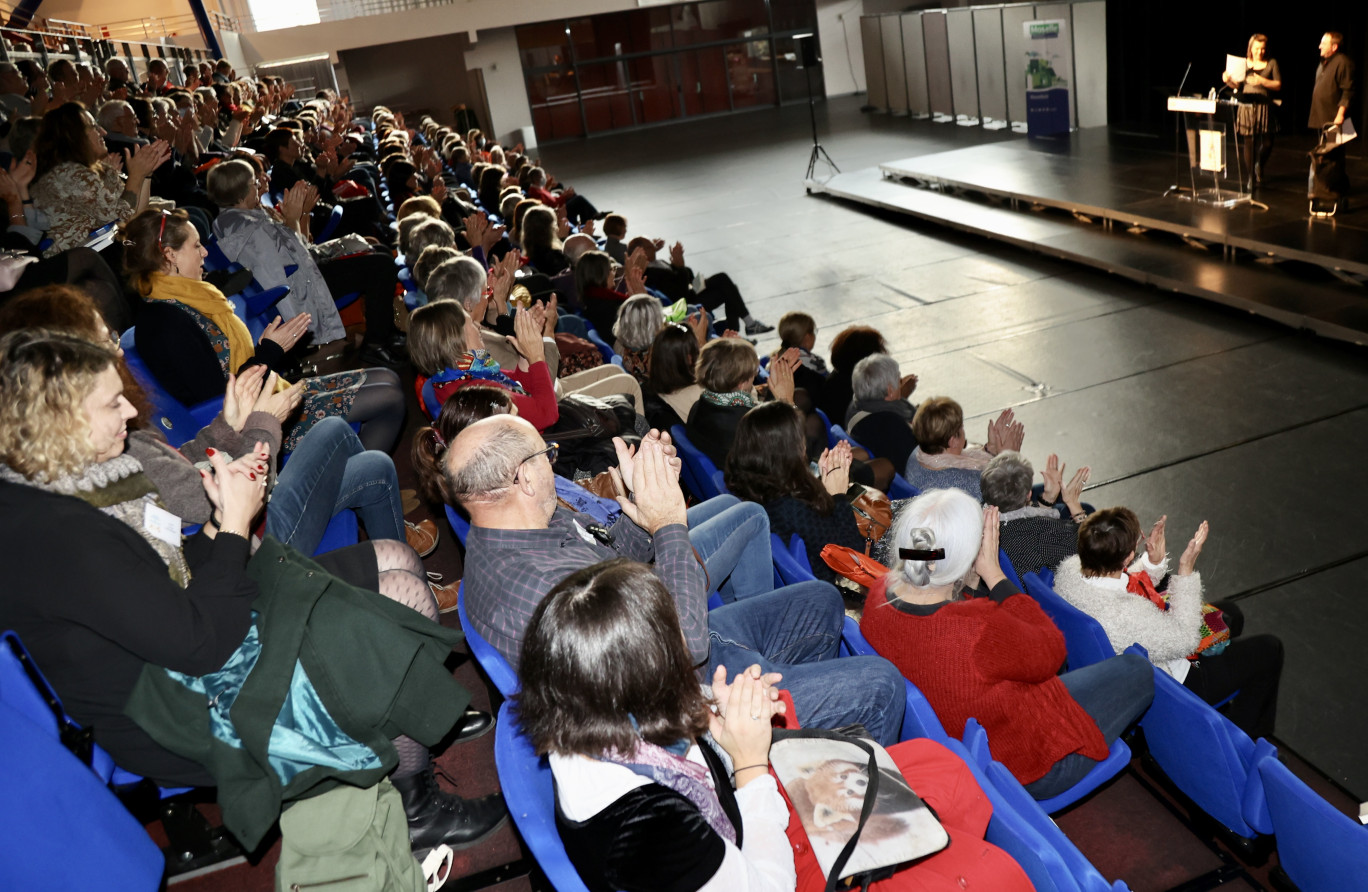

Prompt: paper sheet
xmin=1225 ymin=54 xmax=1247 ymax=83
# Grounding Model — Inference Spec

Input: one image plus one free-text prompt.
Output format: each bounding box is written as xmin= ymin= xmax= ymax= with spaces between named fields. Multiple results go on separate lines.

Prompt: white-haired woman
xmin=860 ymin=488 xmax=1153 ymax=799
xmin=981 ymin=450 xmax=1090 ymax=577
xmin=612 ymin=293 xmax=663 ymax=384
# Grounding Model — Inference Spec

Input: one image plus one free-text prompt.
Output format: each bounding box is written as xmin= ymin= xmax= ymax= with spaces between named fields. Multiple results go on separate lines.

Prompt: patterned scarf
xmin=701 ymin=390 xmax=756 ymax=409
xmin=0 ymin=456 xmax=191 ymax=587
xmin=430 ymin=350 xmax=526 ymax=395
xmin=600 ymin=737 xmax=736 ymax=844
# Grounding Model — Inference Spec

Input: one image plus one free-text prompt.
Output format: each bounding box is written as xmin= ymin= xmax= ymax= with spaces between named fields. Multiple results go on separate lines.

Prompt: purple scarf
xmin=600 ymin=739 xmax=736 ymax=844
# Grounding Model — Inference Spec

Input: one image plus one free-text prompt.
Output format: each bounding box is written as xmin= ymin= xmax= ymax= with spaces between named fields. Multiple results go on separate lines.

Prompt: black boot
xmin=391 ymin=766 xmax=508 ymax=852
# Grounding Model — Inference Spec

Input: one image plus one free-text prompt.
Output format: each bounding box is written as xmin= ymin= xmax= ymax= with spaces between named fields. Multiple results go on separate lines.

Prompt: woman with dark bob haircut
xmin=518 ymin=558 xmax=1033 ymax=892
xmin=1052 ymin=507 xmax=1284 ymax=739
xmin=725 ymin=401 xmax=864 ymax=584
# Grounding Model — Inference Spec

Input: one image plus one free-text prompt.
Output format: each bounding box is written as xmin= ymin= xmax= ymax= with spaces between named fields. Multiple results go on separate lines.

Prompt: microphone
xmin=1177 ymin=62 xmax=1193 ymax=96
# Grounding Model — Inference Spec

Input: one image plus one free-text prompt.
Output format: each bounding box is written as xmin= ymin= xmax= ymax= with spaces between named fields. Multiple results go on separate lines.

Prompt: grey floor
xmin=538 ymin=96 xmax=1368 ymax=799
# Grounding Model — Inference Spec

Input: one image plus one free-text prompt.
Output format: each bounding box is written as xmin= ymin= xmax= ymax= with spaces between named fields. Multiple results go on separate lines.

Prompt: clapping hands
xmin=818 ymin=439 xmax=853 ymax=495
xmin=985 ymin=408 xmax=1024 ymax=455
xmin=767 ymin=347 xmax=800 ymax=405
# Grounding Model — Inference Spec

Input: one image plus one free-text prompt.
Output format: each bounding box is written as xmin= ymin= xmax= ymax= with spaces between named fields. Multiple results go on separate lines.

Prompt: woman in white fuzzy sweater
xmin=1052 ymin=508 xmax=1283 ymax=740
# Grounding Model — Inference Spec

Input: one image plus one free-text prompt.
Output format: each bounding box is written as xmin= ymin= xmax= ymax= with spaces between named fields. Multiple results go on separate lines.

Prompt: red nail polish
xmin=249 ymin=472 xmax=256 ymax=480
xmin=205 ymin=448 xmax=215 ymax=456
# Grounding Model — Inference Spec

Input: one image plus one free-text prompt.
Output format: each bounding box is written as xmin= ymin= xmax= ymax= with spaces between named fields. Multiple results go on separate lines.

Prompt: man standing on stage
xmin=1309 ymin=31 xmax=1355 ymax=213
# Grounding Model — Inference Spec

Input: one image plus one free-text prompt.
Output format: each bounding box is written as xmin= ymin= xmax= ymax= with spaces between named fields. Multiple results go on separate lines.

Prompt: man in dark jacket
xmin=1309 ymin=31 xmax=1356 ymax=210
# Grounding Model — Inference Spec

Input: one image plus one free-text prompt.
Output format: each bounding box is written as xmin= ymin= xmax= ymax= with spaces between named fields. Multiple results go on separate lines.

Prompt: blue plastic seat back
xmin=1023 ymin=573 xmax=1116 ymax=670
xmin=1256 ymin=744 xmax=1368 ymax=890
xmin=421 ymin=376 xmax=442 ymax=421
xmin=0 ymin=700 xmax=164 ymax=891
xmin=493 ymin=702 xmax=593 ymax=892
xmin=963 ymin=717 xmax=1131 ymax=816
xmin=313 ymin=510 xmax=359 ymax=556
xmin=1124 ymin=644 xmax=1269 ymax=837
xmin=668 ymin=425 xmax=724 ymax=501
xmin=999 ymin=548 xmax=1025 ymax=590
xmin=119 ymin=335 xmax=206 ymax=449
xmin=771 ymin=534 xmax=816 ymax=586
xmin=0 ymin=632 xmax=60 ymax=739
xmin=583 ymin=328 xmax=616 ymax=364
xmin=456 ymin=584 xmax=519 ymax=697
xmin=444 ymin=503 xmax=471 ymax=547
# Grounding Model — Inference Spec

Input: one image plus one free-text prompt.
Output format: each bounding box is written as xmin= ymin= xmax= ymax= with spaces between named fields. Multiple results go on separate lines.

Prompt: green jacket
xmin=126 ymin=537 xmax=467 ymax=850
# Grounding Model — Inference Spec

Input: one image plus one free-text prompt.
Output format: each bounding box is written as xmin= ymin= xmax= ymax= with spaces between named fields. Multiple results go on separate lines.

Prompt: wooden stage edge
xmin=808 ymin=167 xmax=1368 ymax=347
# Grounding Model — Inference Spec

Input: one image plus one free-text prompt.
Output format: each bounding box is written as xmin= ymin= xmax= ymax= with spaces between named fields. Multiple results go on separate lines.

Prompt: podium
xmin=1166 ymin=96 xmax=1251 ymax=208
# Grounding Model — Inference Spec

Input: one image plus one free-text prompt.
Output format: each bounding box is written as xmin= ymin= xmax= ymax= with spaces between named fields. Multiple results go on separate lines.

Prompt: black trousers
xmin=1182 ymin=599 xmax=1283 ymax=740
xmin=696 ymin=272 xmax=749 ymax=330
xmin=319 ymin=250 xmax=398 ymax=343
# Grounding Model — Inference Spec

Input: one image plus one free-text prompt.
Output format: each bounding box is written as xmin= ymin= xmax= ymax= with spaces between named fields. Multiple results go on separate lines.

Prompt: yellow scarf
xmin=143 ymin=273 xmax=288 ymax=392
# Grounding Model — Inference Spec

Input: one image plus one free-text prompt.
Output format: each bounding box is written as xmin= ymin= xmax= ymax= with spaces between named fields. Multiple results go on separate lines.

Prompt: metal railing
xmin=234 ymin=0 xmax=455 ymax=32
xmin=0 ymin=25 xmax=218 ymax=83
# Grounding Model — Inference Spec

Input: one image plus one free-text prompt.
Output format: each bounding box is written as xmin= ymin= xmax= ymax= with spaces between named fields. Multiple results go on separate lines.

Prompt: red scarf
xmin=1125 ymin=570 xmax=1167 ymax=610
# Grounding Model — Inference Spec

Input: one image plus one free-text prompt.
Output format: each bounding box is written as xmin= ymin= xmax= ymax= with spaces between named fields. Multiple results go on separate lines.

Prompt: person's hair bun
xmin=901 ymin=527 xmax=937 ymax=586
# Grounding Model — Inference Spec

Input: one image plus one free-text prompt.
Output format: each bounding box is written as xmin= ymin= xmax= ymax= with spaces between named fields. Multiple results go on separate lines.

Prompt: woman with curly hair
xmin=30 ymin=101 xmax=170 ymax=256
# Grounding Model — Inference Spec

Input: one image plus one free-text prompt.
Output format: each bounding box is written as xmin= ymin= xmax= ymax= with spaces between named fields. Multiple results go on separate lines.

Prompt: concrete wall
xmin=337 ymin=32 xmax=483 ymax=121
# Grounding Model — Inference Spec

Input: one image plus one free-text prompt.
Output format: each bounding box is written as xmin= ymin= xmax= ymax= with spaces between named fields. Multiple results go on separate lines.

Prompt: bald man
xmin=448 ymin=416 xmax=907 ymax=744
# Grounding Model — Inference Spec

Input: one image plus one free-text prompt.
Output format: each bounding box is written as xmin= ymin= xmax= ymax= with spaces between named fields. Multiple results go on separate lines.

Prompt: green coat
xmin=126 ymin=537 xmax=467 ymax=850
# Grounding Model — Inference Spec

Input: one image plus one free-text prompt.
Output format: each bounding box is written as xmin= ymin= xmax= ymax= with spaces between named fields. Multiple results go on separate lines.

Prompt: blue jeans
xmin=686 ymin=495 xmax=773 ymax=602
xmin=265 ymin=416 xmax=405 ymax=554
xmin=1023 ymin=653 xmax=1154 ymax=799
xmin=707 ymin=582 xmax=907 ymax=746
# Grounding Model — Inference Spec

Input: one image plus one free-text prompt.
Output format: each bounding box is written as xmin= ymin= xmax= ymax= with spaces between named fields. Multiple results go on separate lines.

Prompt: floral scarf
xmin=599 ymin=737 xmax=736 ymax=845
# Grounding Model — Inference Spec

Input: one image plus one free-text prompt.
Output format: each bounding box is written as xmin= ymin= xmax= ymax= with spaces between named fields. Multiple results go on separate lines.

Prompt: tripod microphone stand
xmin=797 ymin=33 xmax=838 ymax=188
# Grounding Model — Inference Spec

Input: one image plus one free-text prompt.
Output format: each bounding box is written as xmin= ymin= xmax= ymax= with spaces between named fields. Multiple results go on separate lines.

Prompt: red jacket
xmin=860 ymin=577 xmax=1108 ymax=784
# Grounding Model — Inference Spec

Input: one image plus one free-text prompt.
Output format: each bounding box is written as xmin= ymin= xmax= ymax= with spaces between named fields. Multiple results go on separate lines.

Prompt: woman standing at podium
xmin=1222 ymin=33 xmax=1282 ymax=190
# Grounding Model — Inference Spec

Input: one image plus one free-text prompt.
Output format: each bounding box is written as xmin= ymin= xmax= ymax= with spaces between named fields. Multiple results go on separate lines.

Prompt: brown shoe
xmin=429 ymin=578 xmax=460 ymax=614
xmin=406 ymin=519 xmax=439 ymax=558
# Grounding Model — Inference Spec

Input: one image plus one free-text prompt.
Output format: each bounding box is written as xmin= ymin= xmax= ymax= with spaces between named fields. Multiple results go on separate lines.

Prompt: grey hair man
xmin=447 ymin=414 xmax=907 ymax=744
xmin=426 ymin=255 xmax=561 ymax=379
xmin=846 ymin=352 xmax=919 ymax=471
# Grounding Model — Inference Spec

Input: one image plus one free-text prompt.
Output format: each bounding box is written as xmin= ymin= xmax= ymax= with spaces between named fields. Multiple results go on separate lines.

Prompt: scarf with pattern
xmin=0 ymin=455 xmax=190 ymax=587
xmin=430 ymin=349 xmax=526 ymax=395
xmin=701 ymin=390 xmax=756 ymax=409
xmin=600 ymin=737 xmax=736 ymax=844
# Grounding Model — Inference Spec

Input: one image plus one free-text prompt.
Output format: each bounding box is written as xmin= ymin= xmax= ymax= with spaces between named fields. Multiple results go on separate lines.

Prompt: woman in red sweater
xmin=408 ymin=299 xmax=559 ymax=431
xmin=860 ymin=488 xmax=1154 ymax=799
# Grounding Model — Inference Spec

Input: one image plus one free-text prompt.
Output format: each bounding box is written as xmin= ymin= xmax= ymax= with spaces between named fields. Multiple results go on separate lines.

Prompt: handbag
xmin=846 ymin=485 xmax=892 ymax=555
xmin=819 ymin=544 xmax=890 ymax=590
xmin=769 ymin=728 xmax=948 ymax=891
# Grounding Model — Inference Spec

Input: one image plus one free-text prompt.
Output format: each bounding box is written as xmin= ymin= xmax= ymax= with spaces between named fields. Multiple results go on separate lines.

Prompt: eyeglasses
xmin=511 ymin=442 xmax=558 ymax=484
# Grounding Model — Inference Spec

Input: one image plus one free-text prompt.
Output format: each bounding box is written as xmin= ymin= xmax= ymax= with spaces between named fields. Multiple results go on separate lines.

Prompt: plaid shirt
xmin=463 ymin=507 xmax=708 ymax=669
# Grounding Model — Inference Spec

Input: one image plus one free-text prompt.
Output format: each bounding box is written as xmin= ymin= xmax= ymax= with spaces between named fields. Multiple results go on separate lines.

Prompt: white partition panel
xmin=946 ymin=8 xmax=979 ymax=124
xmin=901 ymin=11 xmax=930 ymax=118
xmin=881 ymin=14 xmax=908 ymax=114
xmin=972 ymin=6 xmax=1007 ymax=127
xmin=1032 ymin=3 xmax=1076 ymax=127
xmin=1002 ymin=3 xmax=1035 ymax=128
xmin=1073 ymin=0 xmax=1107 ymax=127
xmin=861 ymin=15 xmax=887 ymax=111
xmin=922 ymin=11 xmax=954 ymax=121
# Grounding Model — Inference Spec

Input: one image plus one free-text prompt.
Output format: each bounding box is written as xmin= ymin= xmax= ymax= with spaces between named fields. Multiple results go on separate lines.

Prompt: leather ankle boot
xmin=392 ymin=766 xmax=509 ymax=852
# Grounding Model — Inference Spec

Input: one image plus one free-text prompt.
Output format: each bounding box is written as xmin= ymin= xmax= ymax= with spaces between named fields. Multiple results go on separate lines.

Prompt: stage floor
xmin=811 ymin=127 xmax=1368 ymax=345
xmin=875 ymin=127 xmax=1368 ymax=276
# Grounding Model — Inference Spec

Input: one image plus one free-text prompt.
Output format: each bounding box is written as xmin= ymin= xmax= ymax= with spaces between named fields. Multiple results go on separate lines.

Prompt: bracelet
xmin=21 ymin=198 xmax=32 ymax=205
xmin=218 ymin=527 xmax=247 ymax=539
xmin=206 ymin=511 xmax=221 ymax=531
xmin=1071 ymin=512 xmax=1088 ymax=522
xmin=731 ymin=763 xmax=768 ymax=777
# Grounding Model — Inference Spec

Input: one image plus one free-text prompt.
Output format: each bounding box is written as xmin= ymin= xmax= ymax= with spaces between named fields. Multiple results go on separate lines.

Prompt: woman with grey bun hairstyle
xmin=859 ymin=488 xmax=1153 ymax=799
xmin=981 ymin=450 xmax=1090 ymax=578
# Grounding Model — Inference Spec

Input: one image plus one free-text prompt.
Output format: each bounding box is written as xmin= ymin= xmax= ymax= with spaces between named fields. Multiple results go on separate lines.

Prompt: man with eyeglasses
xmin=448 ymin=416 xmax=907 ymax=745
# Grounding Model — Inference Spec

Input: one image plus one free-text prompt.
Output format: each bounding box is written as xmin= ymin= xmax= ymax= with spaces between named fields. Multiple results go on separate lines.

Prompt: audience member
xmin=520 ymin=558 xmax=1034 ymax=892
xmin=847 ymin=353 xmax=919 ymax=471
xmin=982 ymin=451 xmax=1090 ymax=577
xmin=449 ymin=414 xmax=906 ymax=739
xmin=863 ymin=489 xmax=1154 ymax=798
xmin=905 ymin=397 xmax=1023 ymax=500
xmin=726 ymin=401 xmax=865 ymax=583
xmin=1053 ymin=509 xmax=1283 ymax=739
